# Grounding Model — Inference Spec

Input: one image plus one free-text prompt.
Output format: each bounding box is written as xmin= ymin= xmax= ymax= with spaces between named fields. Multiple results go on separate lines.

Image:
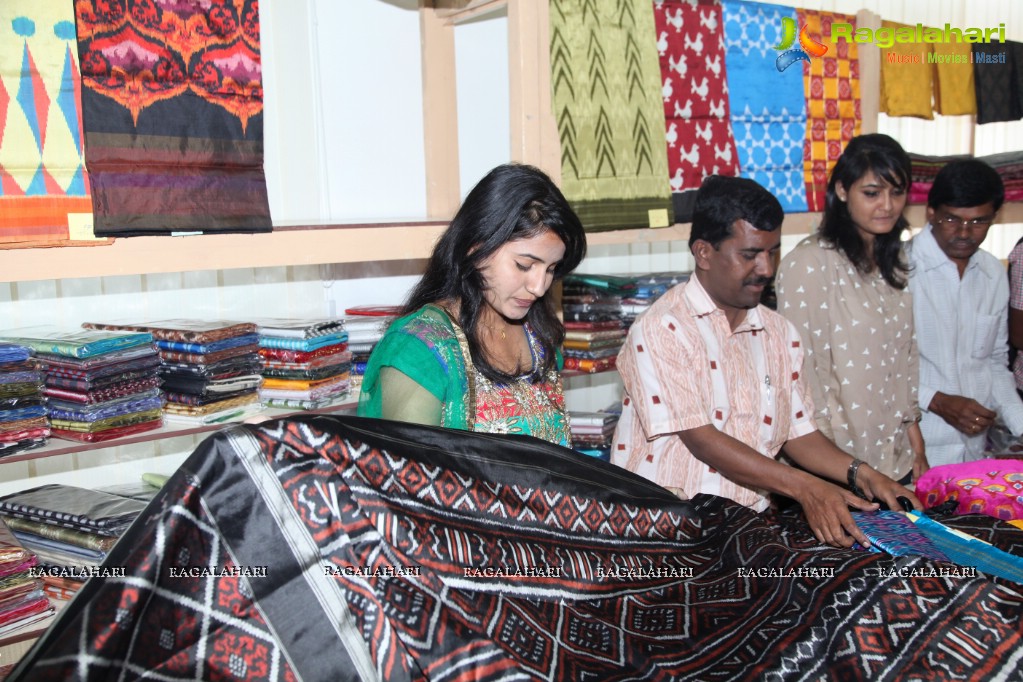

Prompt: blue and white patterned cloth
xmin=722 ymin=0 xmax=808 ymax=211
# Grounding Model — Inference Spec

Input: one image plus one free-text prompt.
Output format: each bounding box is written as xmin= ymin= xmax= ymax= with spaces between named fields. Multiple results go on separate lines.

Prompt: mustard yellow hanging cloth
xmin=932 ymin=39 xmax=976 ymax=115
xmin=879 ymin=21 xmax=934 ymax=119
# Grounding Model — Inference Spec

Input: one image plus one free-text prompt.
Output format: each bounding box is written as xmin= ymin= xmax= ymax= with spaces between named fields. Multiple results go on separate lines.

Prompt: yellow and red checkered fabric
xmin=798 ymin=10 xmax=862 ymax=212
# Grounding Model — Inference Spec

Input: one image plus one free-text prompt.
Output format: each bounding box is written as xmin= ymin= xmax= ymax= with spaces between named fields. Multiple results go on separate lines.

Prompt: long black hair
xmin=819 ymin=133 xmax=912 ymax=289
xmin=402 ymin=163 xmax=587 ymax=383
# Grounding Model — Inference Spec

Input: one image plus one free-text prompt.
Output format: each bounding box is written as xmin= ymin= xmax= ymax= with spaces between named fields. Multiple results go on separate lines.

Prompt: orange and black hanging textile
xmin=73 ymin=0 xmax=271 ymax=237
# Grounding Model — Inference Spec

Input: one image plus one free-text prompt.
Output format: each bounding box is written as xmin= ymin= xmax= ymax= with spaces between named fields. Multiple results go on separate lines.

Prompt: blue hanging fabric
xmin=721 ymin=0 xmax=809 ymax=211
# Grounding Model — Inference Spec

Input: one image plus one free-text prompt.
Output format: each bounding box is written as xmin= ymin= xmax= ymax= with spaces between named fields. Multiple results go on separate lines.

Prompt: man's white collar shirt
xmin=908 ymin=224 xmax=1023 ymax=466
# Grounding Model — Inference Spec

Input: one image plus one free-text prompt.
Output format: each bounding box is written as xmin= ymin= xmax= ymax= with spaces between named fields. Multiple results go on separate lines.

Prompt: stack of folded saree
xmin=621 ymin=272 xmax=691 ymax=324
xmin=84 ymin=320 xmax=264 ymax=425
xmin=562 ymin=325 xmax=626 ymax=373
xmin=344 ymin=306 xmax=399 ymax=394
xmin=0 ymin=329 xmax=161 ymax=443
xmin=3 ymin=482 xmax=158 ymax=599
xmin=562 ymin=273 xmax=690 ymax=373
xmin=0 ymin=345 xmax=49 ymax=458
xmin=256 ymin=318 xmax=352 ymax=410
xmin=978 ymin=151 xmax=1023 ymax=204
xmin=0 ymin=485 xmax=146 ymax=589
xmin=0 ymin=517 xmax=51 ymax=639
xmin=907 ymin=152 xmax=975 ymax=205
xmin=562 ymin=274 xmax=632 ymax=373
xmin=562 ymin=273 xmax=632 ymax=322
xmin=568 ymin=409 xmax=620 ymax=460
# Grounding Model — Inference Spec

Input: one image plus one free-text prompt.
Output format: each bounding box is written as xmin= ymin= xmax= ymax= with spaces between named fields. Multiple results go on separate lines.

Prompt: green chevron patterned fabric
xmin=550 ymin=0 xmax=674 ymax=232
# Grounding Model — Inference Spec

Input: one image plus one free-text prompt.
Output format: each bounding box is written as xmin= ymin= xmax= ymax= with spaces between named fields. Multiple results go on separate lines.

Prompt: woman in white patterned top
xmin=776 ymin=134 xmax=927 ymax=485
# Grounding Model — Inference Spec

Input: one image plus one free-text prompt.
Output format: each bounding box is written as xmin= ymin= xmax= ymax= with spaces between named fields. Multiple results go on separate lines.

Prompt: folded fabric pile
xmin=0 ymin=329 xmax=161 ymax=443
xmin=978 ymin=151 xmax=1023 ymax=204
xmin=0 ymin=517 xmax=51 ymax=639
xmin=906 ymin=153 xmax=971 ymax=204
xmin=562 ymin=272 xmax=690 ymax=373
xmin=344 ymin=306 xmax=400 ymax=396
xmin=255 ymin=318 xmax=352 ymax=410
xmin=562 ymin=324 xmax=625 ymax=373
xmin=562 ymin=274 xmax=632 ymax=373
xmin=0 ymin=344 xmax=49 ymax=458
xmin=568 ymin=409 xmax=621 ymax=461
xmin=0 ymin=485 xmax=147 ymax=591
xmin=622 ymin=272 xmax=691 ymax=325
xmin=84 ymin=320 xmax=264 ymax=426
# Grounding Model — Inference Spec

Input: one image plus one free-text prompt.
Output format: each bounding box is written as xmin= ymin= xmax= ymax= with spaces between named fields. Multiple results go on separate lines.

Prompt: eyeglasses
xmin=934 ymin=214 xmax=995 ymax=230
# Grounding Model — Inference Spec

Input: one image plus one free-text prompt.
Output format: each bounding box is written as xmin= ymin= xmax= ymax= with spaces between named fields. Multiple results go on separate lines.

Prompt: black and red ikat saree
xmin=8 ymin=415 xmax=1023 ymax=680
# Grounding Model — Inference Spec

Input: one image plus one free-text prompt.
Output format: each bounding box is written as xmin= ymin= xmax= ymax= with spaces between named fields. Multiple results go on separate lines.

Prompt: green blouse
xmin=357 ymin=305 xmax=570 ymax=446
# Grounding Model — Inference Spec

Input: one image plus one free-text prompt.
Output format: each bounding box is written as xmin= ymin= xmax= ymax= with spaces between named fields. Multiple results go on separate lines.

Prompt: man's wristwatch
xmin=847 ymin=458 xmax=867 ymax=499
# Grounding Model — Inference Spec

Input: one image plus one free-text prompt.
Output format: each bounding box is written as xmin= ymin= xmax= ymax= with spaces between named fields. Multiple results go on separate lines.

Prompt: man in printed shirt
xmin=908 ymin=159 xmax=1023 ymax=466
xmin=611 ymin=176 xmax=918 ymax=548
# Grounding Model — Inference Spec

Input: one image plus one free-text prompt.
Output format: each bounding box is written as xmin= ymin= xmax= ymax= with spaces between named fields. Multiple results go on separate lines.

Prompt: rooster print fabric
xmin=73 ymin=0 xmax=271 ymax=237
xmin=9 ymin=415 xmax=1023 ymax=681
xmin=654 ymin=0 xmax=738 ymax=222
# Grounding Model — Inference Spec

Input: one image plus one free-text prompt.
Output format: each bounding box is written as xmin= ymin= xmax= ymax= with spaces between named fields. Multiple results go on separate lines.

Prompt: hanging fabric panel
xmin=931 ymin=39 xmax=975 ymax=116
xmin=0 ymin=2 xmax=94 ymax=248
xmin=549 ymin=0 xmax=674 ymax=232
xmin=73 ymin=0 xmax=271 ymax=237
xmin=721 ymin=0 xmax=808 ymax=212
xmin=879 ymin=21 xmax=934 ymax=119
xmin=797 ymin=9 xmax=860 ymax=212
xmin=654 ymin=0 xmax=738 ymax=223
xmin=973 ymin=41 xmax=1023 ymax=124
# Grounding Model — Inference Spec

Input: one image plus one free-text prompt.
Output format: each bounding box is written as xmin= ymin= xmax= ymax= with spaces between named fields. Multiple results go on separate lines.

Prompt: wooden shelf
xmin=0 ymin=222 xmax=447 ymax=283
xmin=0 ymin=399 xmax=357 ymax=465
xmin=563 ymin=368 xmax=619 ymax=379
xmin=0 ymin=214 xmax=808 ymax=284
xmin=584 ymin=211 xmax=825 ymax=246
xmin=5 ymin=203 xmax=1021 ymax=284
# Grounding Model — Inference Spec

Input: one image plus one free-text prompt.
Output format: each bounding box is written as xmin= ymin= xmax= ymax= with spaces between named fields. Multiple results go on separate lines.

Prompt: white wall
xmin=455 ymin=9 xmax=511 ymax=197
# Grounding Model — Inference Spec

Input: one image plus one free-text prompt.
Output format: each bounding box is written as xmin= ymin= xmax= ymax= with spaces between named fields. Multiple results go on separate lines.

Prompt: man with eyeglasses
xmin=907 ymin=158 xmax=1023 ymax=467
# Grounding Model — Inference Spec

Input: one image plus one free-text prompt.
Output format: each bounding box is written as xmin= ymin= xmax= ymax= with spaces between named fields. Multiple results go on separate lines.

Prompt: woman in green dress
xmin=358 ymin=164 xmax=587 ymax=446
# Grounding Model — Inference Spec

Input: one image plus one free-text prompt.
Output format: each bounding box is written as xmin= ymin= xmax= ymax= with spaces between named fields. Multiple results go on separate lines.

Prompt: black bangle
xmin=847 ymin=458 xmax=865 ymax=497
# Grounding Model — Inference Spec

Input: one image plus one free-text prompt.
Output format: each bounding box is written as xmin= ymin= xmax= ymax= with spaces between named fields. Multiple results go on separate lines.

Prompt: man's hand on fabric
xmin=794 ymin=479 xmax=878 ymax=548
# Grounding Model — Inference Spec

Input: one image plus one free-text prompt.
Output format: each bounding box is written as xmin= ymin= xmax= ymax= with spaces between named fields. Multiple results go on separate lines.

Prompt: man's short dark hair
xmin=928 ymin=158 xmax=1004 ymax=211
xmin=689 ymin=175 xmax=784 ymax=249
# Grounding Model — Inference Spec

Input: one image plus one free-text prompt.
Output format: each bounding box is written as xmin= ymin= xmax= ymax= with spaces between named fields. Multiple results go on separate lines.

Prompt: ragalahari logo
xmin=773 ymin=16 xmax=828 ymax=71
